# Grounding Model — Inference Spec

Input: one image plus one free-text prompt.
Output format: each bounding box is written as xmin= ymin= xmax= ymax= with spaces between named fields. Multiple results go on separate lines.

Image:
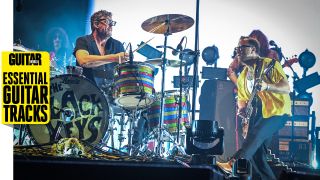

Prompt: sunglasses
xmin=235 ymin=45 xmax=253 ymax=51
xmin=98 ymin=18 xmax=117 ymax=26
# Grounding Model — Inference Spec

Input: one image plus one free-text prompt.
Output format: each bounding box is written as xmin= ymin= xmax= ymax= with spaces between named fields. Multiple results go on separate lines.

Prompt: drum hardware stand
xmin=117 ymin=111 xmax=126 ymax=149
xmin=18 ymin=125 xmax=28 ymax=145
xmin=141 ymin=14 xmax=194 ymax=157
xmin=124 ymin=109 xmax=143 ymax=155
xmin=191 ymin=0 xmax=201 ymax=122
xmin=138 ymin=124 xmax=187 ymax=158
xmin=100 ymin=115 xmax=117 ymax=151
xmin=148 ymin=16 xmax=187 ymax=157
xmin=99 ymin=88 xmax=122 ymax=151
xmin=155 ymin=15 xmax=172 ymax=157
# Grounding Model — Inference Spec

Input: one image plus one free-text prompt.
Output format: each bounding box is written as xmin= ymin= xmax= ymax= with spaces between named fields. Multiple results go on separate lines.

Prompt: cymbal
xmin=145 ymin=58 xmax=186 ymax=67
xmin=141 ymin=14 xmax=194 ymax=34
xmin=13 ymin=43 xmax=34 ymax=51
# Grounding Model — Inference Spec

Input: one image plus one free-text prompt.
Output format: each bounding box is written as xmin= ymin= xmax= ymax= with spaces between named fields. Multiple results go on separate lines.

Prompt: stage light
xmin=232 ymin=158 xmax=252 ymax=179
xmin=298 ymin=49 xmax=316 ymax=77
xmin=201 ymin=45 xmax=219 ymax=66
xmin=185 ymin=120 xmax=224 ymax=164
xmin=299 ymin=49 xmax=316 ymax=70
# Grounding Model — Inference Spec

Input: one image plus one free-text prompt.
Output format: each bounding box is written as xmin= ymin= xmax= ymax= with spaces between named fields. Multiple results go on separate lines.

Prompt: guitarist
xmin=217 ymin=36 xmax=291 ymax=180
xmin=227 ymin=30 xmax=279 ymax=87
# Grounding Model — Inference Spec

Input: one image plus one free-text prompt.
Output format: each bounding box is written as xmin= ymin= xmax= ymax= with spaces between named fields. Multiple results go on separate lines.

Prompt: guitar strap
xmin=265 ymin=58 xmax=277 ymax=82
xmin=252 ymin=58 xmax=276 ymax=119
xmin=254 ymin=59 xmax=265 ymax=88
xmin=252 ymin=59 xmax=265 ymax=119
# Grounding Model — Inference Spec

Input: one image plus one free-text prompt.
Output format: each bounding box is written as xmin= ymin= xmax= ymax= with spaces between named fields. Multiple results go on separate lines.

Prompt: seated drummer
xmin=73 ymin=10 xmax=147 ymax=149
xmin=73 ymin=10 xmax=128 ymax=89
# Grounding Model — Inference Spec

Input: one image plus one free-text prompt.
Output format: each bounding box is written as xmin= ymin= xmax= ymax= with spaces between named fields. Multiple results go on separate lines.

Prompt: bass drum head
xmin=28 ymin=74 xmax=109 ymax=145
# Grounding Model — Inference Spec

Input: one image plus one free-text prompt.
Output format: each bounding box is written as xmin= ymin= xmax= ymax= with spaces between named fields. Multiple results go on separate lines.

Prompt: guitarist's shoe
xmin=216 ymin=161 xmax=233 ymax=174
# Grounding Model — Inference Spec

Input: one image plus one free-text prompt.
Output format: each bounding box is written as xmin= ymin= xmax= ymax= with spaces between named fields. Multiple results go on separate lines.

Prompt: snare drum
xmin=148 ymin=90 xmax=189 ymax=133
xmin=113 ymin=62 xmax=155 ymax=109
xmin=28 ymin=74 xmax=109 ymax=145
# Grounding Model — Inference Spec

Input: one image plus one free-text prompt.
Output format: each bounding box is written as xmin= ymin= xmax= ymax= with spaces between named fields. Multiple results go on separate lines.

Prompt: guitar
xmin=240 ymin=59 xmax=277 ymax=138
xmin=240 ymin=79 xmax=261 ymax=139
xmin=282 ymin=56 xmax=298 ymax=68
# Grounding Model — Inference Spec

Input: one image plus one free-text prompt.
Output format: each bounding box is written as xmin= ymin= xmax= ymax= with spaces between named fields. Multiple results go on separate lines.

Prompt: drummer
xmin=73 ymin=10 xmax=149 ymax=149
xmin=73 ymin=10 xmax=128 ymax=89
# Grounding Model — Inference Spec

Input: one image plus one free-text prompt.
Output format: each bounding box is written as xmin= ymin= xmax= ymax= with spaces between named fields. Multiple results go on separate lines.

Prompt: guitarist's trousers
xmin=232 ymin=114 xmax=290 ymax=180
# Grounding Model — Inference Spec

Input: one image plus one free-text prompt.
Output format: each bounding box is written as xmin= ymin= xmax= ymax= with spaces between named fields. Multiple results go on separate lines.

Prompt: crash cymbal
xmin=141 ymin=14 xmax=194 ymax=34
xmin=13 ymin=43 xmax=34 ymax=51
xmin=146 ymin=58 xmax=186 ymax=67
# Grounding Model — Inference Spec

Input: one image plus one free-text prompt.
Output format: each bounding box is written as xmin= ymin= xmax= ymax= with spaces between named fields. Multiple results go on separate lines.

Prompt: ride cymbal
xmin=141 ymin=14 xmax=194 ymax=34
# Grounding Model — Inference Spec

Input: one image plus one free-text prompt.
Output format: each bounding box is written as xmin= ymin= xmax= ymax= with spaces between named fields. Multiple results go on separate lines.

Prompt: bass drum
xmin=28 ymin=74 xmax=110 ymax=145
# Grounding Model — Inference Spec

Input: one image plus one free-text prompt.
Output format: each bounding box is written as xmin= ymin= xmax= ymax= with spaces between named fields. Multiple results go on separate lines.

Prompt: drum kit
xmin=18 ymin=14 xmax=195 ymax=159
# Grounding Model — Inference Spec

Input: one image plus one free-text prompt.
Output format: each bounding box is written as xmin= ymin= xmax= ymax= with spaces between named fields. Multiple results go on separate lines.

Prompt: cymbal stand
xmin=155 ymin=15 xmax=171 ymax=156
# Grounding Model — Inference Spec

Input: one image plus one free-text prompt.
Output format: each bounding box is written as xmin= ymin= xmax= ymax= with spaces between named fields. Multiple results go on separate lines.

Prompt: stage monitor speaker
xmin=199 ymin=79 xmax=237 ymax=162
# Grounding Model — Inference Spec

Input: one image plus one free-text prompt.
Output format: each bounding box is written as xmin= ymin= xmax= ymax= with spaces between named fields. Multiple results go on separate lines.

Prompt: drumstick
xmin=132 ymin=36 xmax=155 ymax=53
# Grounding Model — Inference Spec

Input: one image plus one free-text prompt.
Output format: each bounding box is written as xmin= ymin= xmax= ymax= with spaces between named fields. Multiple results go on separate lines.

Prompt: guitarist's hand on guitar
xmin=238 ymin=107 xmax=249 ymax=138
xmin=242 ymin=121 xmax=249 ymax=139
xmin=237 ymin=107 xmax=246 ymax=119
xmin=260 ymin=81 xmax=268 ymax=91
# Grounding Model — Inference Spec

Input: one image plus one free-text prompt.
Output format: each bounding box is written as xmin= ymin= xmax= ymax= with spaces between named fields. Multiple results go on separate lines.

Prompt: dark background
xmin=13 ymin=0 xmax=91 ymax=51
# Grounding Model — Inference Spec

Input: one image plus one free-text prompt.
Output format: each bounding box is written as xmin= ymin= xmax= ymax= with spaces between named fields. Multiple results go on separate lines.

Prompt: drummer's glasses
xmin=99 ymin=18 xmax=117 ymax=26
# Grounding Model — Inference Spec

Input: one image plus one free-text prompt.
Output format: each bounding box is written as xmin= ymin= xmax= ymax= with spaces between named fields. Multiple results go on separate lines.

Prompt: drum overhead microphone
xmin=129 ymin=43 xmax=134 ymax=64
xmin=269 ymin=40 xmax=277 ymax=47
xmin=172 ymin=36 xmax=185 ymax=56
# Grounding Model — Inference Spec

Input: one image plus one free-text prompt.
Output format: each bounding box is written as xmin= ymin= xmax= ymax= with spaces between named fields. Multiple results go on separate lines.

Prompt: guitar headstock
xmin=282 ymin=55 xmax=299 ymax=68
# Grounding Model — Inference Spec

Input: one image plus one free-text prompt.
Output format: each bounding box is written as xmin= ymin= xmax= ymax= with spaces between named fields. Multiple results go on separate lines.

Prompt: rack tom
xmin=113 ymin=62 xmax=155 ymax=110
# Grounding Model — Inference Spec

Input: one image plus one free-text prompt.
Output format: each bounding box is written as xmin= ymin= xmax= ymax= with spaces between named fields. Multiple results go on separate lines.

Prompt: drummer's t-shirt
xmin=73 ymin=34 xmax=125 ymax=86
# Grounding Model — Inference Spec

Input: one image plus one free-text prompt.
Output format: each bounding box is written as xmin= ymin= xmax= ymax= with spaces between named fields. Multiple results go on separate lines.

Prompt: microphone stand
xmin=191 ymin=0 xmax=200 ymax=122
xmin=177 ymin=51 xmax=184 ymax=144
xmin=129 ymin=43 xmax=133 ymax=65
xmin=276 ymin=47 xmax=301 ymax=164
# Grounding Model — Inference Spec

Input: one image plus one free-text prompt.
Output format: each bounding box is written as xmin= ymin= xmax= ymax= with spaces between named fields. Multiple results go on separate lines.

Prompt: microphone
xmin=269 ymin=40 xmax=278 ymax=47
xmin=269 ymin=40 xmax=283 ymax=60
xmin=172 ymin=37 xmax=185 ymax=56
xmin=129 ymin=43 xmax=133 ymax=64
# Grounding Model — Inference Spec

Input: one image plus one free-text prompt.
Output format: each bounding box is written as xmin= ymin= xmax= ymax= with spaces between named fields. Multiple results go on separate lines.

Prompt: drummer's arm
xmin=76 ymin=49 xmax=128 ymax=67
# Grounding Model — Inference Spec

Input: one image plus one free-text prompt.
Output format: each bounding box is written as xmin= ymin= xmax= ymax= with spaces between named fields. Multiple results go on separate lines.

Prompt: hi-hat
xmin=141 ymin=14 xmax=194 ymax=34
xmin=145 ymin=58 xmax=186 ymax=67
